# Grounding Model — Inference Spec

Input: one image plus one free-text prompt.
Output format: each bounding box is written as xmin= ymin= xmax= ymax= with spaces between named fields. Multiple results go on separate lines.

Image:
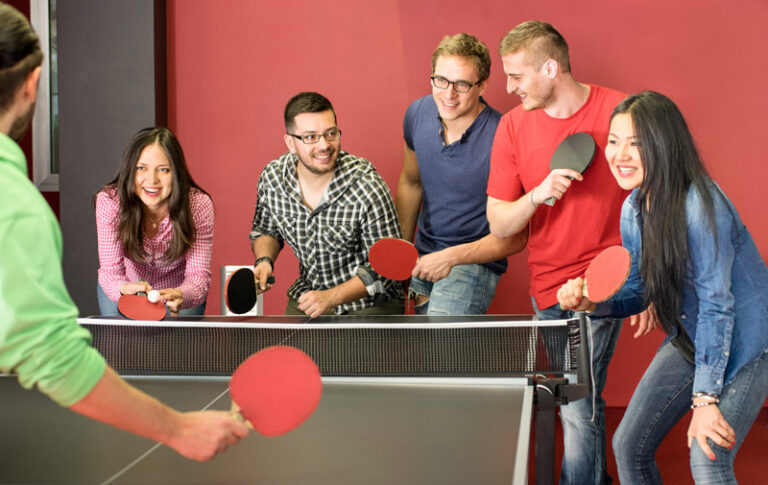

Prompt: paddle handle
xmin=542 ymin=175 xmax=577 ymax=207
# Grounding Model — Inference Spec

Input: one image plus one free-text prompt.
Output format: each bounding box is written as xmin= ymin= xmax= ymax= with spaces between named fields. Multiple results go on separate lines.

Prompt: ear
xmin=543 ymin=60 xmax=558 ymax=79
xmin=284 ymin=133 xmax=297 ymax=154
xmin=22 ymin=66 xmax=41 ymax=103
xmin=476 ymin=78 xmax=488 ymax=96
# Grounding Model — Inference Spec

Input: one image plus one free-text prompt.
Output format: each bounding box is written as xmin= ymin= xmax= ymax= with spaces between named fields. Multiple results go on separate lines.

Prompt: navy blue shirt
xmin=403 ymin=95 xmax=506 ymax=274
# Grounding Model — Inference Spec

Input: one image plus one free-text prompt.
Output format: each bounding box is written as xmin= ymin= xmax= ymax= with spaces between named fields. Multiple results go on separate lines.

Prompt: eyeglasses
xmin=287 ymin=128 xmax=342 ymax=144
xmin=431 ymin=75 xmax=480 ymax=94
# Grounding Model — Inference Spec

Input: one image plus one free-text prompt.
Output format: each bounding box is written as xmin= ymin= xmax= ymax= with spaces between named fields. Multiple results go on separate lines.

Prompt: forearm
xmin=326 ymin=276 xmax=369 ymax=308
xmin=486 ymin=195 xmax=537 ymax=238
xmin=69 ymin=366 xmax=180 ymax=446
xmin=445 ymin=230 xmax=528 ymax=266
xmin=251 ymin=235 xmax=281 ymax=262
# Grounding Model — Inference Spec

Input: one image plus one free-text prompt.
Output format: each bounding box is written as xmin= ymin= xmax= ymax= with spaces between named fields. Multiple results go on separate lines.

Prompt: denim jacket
xmin=592 ymin=181 xmax=768 ymax=395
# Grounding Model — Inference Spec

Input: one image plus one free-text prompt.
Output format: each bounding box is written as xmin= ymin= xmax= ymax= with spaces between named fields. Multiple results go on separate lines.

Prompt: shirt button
xmin=681 ymin=314 xmax=687 ymax=319
xmin=716 ymin=380 xmax=721 ymax=384
xmin=724 ymin=351 xmax=730 ymax=356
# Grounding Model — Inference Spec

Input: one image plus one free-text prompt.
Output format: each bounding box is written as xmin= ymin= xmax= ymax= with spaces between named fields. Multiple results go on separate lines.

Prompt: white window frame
xmin=30 ymin=0 xmax=58 ymax=191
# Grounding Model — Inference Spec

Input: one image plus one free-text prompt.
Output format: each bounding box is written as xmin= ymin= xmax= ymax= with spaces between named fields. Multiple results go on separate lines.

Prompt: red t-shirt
xmin=488 ymin=84 xmax=629 ymax=309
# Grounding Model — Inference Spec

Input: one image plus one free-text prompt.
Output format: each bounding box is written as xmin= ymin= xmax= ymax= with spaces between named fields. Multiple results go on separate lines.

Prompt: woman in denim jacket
xmin=557 ymin=90 xmax=768 ymax=484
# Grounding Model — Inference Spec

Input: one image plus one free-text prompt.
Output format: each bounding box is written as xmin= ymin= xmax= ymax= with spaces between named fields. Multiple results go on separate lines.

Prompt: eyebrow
xmin=608 ymin=133 xmax=638 ymax=138
xmin=434 ymin=74 xmax=473 ymax=83
xmin=298 ymin=127 xmax=338 ymax=134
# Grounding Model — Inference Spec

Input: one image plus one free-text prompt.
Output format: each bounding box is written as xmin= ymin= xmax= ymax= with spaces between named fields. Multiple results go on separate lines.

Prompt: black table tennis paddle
xmin=225 ymin=267 xmax=275 ymax=314
xmin=544 ymin=132 xmax=596 ymax=206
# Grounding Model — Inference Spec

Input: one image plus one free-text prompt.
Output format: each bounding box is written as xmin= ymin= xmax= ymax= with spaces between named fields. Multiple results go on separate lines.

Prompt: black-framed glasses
xmin=287 ymin=128 xmax=341 ymax=144
xmin=431 ymin=75 xmax=479 ymax=94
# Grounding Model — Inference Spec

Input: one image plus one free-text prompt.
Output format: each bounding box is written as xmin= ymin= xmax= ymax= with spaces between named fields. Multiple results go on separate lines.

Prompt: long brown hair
xmin=96 ymin=127 xmax=209 ymax=263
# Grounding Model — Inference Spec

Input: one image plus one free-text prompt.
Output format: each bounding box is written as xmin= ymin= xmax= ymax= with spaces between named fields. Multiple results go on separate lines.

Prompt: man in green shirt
xmin=0 ymin=4 xmax=248 ymax=460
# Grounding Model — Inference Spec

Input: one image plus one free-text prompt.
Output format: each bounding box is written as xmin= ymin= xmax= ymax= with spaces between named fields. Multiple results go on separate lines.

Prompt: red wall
xmin=166 ymin=0 xmax=768 ymax=405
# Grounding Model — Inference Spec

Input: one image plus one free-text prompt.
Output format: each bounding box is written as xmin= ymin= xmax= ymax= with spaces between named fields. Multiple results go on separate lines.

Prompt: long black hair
xmin=96 ymin=127 xmax=209 ymax=263
xmin=610 ymin=91 xmax=715 ymax=334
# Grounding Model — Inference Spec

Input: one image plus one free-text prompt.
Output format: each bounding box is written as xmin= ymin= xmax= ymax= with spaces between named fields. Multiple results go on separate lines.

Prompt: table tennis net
xmin=79 ymin=316 xmax=582 ymax=377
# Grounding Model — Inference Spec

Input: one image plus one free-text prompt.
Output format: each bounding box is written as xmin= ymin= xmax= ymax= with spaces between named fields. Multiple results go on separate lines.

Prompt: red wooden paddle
xmin=230 ymin=346 xmax=322 ymax=436
xmin=117 ymin=294 xmax=166 ymax=321
xmin=584 ymin=245 xmax=632 ymax=302
xmin=225 ymin=267 xmax=275 ymax=315
xmin=368 ymin=238 xmax=419 ymax=281
xmin=544 ymin=132 xmax=596 ymax=206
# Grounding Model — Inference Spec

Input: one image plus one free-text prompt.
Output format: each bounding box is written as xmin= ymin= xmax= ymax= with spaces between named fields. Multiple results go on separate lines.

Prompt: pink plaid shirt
xmin=96 ymin=188 xmax=213 ymax=308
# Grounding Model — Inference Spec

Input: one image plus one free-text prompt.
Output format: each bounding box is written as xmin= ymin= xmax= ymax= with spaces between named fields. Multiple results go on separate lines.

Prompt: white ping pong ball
xmin=147 ymin=290 xmax=160 ymax=303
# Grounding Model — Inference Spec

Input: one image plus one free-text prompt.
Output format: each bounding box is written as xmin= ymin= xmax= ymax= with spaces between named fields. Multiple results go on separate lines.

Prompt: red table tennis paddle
xmin=583 ymin=245 xmax=632 ymax=302
xmin=368 ymin=237 xmax=419 ymax=281
xmin=225 ymin=267 xmax=275 ymax=315
xmin=230 ymin=346 xmax=322 ymax=436
xmin=544 ymin=132 xmax=596 ymax=206
xmin=117 ymin=294 xmax=166 ymax=321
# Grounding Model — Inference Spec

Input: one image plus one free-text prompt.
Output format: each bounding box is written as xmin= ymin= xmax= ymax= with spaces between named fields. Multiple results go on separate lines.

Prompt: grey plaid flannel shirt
xmin=249 ymin=151 xmax=404 ymax=313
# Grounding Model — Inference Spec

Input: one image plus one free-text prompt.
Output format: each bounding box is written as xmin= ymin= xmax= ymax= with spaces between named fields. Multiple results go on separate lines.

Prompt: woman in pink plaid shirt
xmin=95 ymin=127 xmax=213 ymax=316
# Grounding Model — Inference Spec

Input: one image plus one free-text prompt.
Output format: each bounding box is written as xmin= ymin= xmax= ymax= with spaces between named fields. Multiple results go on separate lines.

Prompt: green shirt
xmin=0 ymin=133 xmax=105 ymax=406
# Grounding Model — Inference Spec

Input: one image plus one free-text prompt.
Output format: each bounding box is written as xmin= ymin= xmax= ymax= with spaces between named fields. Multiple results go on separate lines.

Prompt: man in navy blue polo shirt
xmin=396 ymin=33 xmax=527 ymax=314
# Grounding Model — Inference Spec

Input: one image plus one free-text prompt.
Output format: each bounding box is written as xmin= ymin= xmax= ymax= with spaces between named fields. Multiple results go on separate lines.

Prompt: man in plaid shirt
xmin=249 ymin=92 xmax=404 ymax=317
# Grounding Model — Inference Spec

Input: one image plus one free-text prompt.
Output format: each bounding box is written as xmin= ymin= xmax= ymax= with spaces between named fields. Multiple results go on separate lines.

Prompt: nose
xmin=506 ymin=77 xmax=516 ymax=94
xmin=316 ymin=135 xmax=331 ymax=150
xmin=617 ymin=141 xmax=632 ymax=160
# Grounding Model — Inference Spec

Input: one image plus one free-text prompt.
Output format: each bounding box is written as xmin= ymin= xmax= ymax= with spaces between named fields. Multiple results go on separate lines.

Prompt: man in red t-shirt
xmin=486 ymin=21 xmax=645 ymax=485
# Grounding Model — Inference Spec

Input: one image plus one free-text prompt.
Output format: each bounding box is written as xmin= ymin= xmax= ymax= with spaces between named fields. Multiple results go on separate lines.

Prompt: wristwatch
xmin=253 ymin=256 xmax=274 ymax=271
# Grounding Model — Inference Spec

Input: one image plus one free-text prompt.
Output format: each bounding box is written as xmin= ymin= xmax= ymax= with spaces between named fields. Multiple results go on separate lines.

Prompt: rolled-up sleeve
xmin=249 ymin=170 xmax=286 ymax=246
xmin=0 ymin=214 xmax=106 ymax=407
xmin=357 ymin=171 xmax=403 ymax=290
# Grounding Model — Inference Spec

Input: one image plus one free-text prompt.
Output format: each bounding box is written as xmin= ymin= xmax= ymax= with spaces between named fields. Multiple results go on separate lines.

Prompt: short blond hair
xmin=431 ymin=33 xmax=491 ymax=82
xmin=498 ymin=21 xmax=570 ymax=73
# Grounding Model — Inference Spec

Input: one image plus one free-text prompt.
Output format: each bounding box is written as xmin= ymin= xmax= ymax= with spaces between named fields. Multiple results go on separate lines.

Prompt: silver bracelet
xmin=529 ymin=188 xmax=539 ymax=208
xmin=692 ymin=392 xmax=719 ymax=402
xmin=691 ymin=400 xmax=718 ymax=409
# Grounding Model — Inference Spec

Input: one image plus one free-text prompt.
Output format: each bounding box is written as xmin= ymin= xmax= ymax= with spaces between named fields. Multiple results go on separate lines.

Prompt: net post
xmin=576 ymin=312 xmax=591 ymax=391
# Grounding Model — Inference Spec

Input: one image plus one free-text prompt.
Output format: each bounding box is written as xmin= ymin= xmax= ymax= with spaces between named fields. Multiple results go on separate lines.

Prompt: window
xmin=30 ymin=0 xmax=58 ymax=191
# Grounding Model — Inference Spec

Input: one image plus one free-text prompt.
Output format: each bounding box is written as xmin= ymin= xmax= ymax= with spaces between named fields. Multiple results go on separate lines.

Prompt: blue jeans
xmin=409 ymin=264 xmax=500 ymax=315
xmin=533 ymin=300 xmax=623 ymax=485
xmin=97 ymin=283 xmax=206 ymax=316
xmin=613 ymin=342 xmax=768 ymax=484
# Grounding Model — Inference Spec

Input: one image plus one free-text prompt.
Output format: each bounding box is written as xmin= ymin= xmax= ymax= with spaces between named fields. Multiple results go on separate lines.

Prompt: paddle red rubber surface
xmin=117 ymin=294 xmax=165 ymax=321
xmin=230 ymin=346 xmax=322 ymax=437
xmin=369 ymin=238 xmax=418 ymax=281
xmin=584 ymin=245 xmax=631 ymax=302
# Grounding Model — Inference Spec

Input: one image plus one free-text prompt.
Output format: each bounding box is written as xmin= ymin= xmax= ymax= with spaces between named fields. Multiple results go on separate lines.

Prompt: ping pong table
xmin=0 ymin=314 xmax=589 ymax=485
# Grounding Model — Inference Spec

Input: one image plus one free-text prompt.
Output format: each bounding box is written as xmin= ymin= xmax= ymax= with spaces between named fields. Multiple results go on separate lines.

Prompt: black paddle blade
xmin=544 ymin=132 xmax=597 ymax=206
xmin=226 ymin=267 xmax=257 ymax=314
